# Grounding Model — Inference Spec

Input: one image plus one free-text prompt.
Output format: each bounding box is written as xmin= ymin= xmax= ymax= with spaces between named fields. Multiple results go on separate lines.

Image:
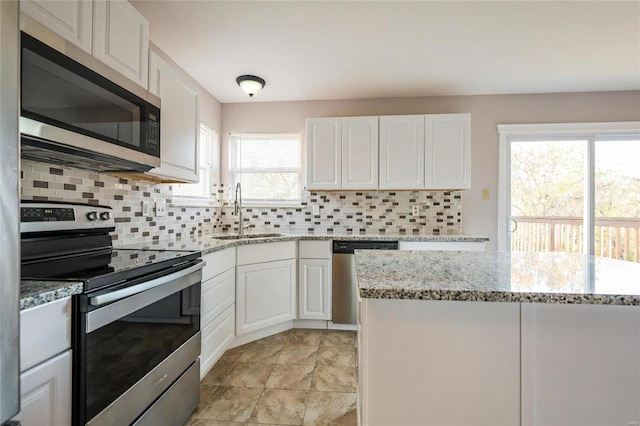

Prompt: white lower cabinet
xmin=236 ymin=259 xmax=297 ymax=335
xmin=298 ymin=259 xmax=331 ymax=320
xmin=201 ymin=304 xmax=235 ymax=377
xmin=521 ymin=303 xmax=640 ymax=426
xmin=13 ymin=349 xmax=72 ymax=426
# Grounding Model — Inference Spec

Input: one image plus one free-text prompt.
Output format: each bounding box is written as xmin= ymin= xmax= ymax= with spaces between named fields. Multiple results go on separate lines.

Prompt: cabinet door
xmin=341 ymin=116 xmax=378 ymax=190
xmin=306 ymin=117 xmax=341 ymax=190
xmin=20 ymin=0 xmax=92 ymax=53
xmin=147 ymin=50 xmax=199 ymax=183
xmin=298 ymin=259 xmax=331 ymax=320
xmin=379 ymin=115 xmax=425 ymax=189
xmin=12 ymin=350 xmax=72 ymax=426
xmin=92 ymin=0 xmax=149 ymax=88
xmin=201 ymin=268 xmax=235 ymax=327
xmin=521 ymin=304 xmax=640 ymax=426
xmin=236 ymin=259 xmax=297 ymax=335
xmin=201 ymin=304 xmax=235 ymax=379
xmin=424 ymin=114 xmax=471 ymax=189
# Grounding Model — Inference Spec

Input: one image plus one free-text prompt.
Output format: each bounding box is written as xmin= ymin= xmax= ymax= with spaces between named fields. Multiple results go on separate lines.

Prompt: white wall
xmin=221 ymin=90 xmax=640 ymax=250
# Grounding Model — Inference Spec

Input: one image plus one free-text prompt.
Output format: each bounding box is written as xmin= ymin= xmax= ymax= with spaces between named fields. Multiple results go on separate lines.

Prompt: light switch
xmin=141 ymin=201 xmax=150 ymax=216
xmin=155 ymin=201 xmax=166 ymax=217
xmin=312 ymin=205 xmax=320 ymax=216
xmin=482 ymin=189 xmax=490 ymax=201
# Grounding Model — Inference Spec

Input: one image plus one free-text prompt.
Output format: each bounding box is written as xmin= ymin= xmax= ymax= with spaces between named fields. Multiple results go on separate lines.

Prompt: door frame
xmin=497 ymin=121 xmax=640 ymax=251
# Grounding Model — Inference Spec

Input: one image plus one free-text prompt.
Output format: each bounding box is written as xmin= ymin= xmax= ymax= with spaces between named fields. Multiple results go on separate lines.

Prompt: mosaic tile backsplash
xmin=21 ymin=160 xmax=462 ymax=244
xmin=219 ymin=188 xmax=462 ymax=235
xmin=20 ymin=160 xmax=221 ymax=244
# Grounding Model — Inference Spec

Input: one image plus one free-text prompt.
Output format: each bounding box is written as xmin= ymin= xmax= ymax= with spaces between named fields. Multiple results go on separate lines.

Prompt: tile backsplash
xmin=21 ymin=161 xmax=462 ymax=244
xmin=20 ymin=160 xmax=221 ymax=244
xmin=219 ymin=187 xmax=462 ymax=235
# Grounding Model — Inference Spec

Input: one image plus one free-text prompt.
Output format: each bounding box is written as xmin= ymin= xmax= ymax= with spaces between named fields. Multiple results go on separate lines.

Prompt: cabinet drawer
xmin=298 ymin=240 xmax=331 ymax=259
xmin=202 ymin=268 xmax=235 ymax=327
xmin=20 ymin=297 xmax=71 ymax=372
xmin=201 ymin=304 xmax=235 ymax=379
xmin=236 ymin=241 xmax=296 ymax=265
xmin=202 ymin=248 xmax=236 ymax=282
xmin=398 ymin=241 xmax=486 ymax=251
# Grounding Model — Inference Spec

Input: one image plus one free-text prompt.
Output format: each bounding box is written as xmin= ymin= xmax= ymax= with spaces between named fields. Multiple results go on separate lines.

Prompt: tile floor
xmin=186 ymin=329 xmax=358 ymax=426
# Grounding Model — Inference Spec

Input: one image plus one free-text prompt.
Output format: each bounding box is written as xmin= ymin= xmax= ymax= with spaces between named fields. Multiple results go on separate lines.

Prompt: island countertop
xmin=355 ymin=250 xmax=640 ymax=305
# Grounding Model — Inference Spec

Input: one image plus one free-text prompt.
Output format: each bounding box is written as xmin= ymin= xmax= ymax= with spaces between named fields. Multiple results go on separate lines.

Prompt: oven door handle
xmin=86 ymin=261 xmax=203 ymax=333
xmin=90 ymin=262 xmax=203 ymax=306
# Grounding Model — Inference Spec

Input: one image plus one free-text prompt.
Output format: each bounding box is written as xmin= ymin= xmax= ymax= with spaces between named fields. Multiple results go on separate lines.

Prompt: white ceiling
xmin=131 ymin=1 xmax=640 ymax=104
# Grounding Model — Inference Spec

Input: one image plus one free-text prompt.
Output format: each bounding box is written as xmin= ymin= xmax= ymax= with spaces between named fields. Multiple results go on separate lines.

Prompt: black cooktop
xmin=22 ymin=248 xmax=201 ymax=292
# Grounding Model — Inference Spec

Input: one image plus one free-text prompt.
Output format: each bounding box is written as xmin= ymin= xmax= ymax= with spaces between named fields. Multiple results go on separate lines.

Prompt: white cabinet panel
xmin=201 ymin=268 xmax=235 ymax=327
xmin=21 ymin=0 xmax=93 ymax=52
xmin=92 ymin=0 xmax=149 ymax=88
xmin=298 ymin=240 xmax=331 ymax=259
xmin=298 ymin=259 xmax=331 ymax=320
xmin=341 ymin=116 xmax=378 ymax=190
xmin=424 ymin=114 xmax=470 ymax=189
xmin=236 ymin=241 xmax=296 ymax=265
xmin=236 ymin=259 xmax=296 ymax=335
xmin=201 ymin=304 xmax=235 ymax=379
xmin=20 ymin=297 xmax=71 ymax=372
xmin=306 ymin=117 xmax=341 ymax=190
xmin=12 ymin=350 xmax=72 ymax=426
xmin=521 ymin=303 xmax=640 ymax=426
xmin=202 ymin=248 xmax=236 ymax=282
xmin=379 ymin=115 xmax=425 ymax=189
xmin=359 ymin=299 xmax=520 ymax=426
xmin=147 ymin=50 xmax=199 ymax=183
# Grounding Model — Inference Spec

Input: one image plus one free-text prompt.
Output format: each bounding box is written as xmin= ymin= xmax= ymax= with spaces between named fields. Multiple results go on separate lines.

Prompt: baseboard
xmin=292 ymin=319 xmax=329 ymax=329
xmin=328 ymin=321 xmax=357 ymax=331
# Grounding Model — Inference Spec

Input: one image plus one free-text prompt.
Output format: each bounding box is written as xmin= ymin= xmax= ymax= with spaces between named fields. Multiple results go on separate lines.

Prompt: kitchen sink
xmin=214 ymin=233 xmax=284 ymax=240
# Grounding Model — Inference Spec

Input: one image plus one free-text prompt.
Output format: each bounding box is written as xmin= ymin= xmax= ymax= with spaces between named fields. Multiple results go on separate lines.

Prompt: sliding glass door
xmin=498 ymin=123 xmax=640 ymax=265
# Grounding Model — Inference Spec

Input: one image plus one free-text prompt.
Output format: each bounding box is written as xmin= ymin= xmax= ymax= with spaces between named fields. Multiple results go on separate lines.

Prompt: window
xmin=172 ymin=123 xmax=219 ymax=204
xmin=229 ymin=133 xmax=302 ymax=205
xmin=498 ymin=122 xmax=640 ymax=264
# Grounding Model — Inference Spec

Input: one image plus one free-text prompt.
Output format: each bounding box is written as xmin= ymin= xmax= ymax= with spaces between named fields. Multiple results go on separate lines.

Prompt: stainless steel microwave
xmin=19 ymin=18 xmax=161 ymax=173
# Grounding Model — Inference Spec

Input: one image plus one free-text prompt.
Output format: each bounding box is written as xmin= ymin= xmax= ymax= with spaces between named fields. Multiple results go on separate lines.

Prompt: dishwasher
xmin=332 ymin=240 xmax=398 ymax=324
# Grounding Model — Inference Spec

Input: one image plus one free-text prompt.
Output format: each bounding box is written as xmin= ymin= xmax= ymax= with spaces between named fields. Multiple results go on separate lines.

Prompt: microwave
xmin=19 ymin=22 xmax=161 ymax=173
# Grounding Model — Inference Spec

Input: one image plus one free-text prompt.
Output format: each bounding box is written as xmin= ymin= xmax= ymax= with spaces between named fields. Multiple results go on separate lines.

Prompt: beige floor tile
xmin=277 ymin=344 xmax=318 ymax=366
xmin=248 ymin=389 xmax=308 ymax=425
xmin=321 ymin=330 xmax=356 ymax=347
xmin=190 ymin=419 xmax=246 ymax=426
xmin=251 ymin=332 xmax=290 ymax=346
xmin=221 ymin=363 xmax=274 ymax=388
xmin=285 ymin=329 xmax=323 ymax=346
xmin=316 ymin=346 xmax=356 ymax=367
xmin=265 ymin=364 xmax=314 ymax=390
xmin=311 ymin=366 xmax=357 ymax=392
xmin=219 ymin=349 xmax=243 ymax=363
xmin=197 ymin=386 xmax=262 ymax=422
xmin=302 ymin=391 xmax=357 ymax=425
xmin=202 ymin=360 xmax=236 ymax=385
xmin=237 ymin=344 xmax=283 ymax=364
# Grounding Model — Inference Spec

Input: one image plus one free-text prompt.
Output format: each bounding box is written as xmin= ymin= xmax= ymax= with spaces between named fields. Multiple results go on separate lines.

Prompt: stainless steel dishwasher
xmin=332 ymin=240 xmax=398 ymax=324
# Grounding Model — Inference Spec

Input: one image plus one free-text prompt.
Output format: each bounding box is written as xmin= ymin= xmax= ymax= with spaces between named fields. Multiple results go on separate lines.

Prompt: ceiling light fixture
xmin=236 ymin=75 xmax=265 ymax=97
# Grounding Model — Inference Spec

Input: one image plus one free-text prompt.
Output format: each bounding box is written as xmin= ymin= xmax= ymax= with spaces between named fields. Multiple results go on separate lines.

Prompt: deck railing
xmin=511 ymin=216 xmax=640 ymax=263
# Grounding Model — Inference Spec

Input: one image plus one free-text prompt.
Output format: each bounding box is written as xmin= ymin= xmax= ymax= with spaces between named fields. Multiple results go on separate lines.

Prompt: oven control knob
xmin=86 ymin=211 xmax=98 ymax=221
xmin=100 ymin=212 xmax=111 ymax=221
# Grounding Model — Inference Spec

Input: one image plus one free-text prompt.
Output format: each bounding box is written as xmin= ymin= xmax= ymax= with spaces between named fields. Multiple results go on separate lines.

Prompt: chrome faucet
xmin=233 ymin=183 xmax=254 ymax=236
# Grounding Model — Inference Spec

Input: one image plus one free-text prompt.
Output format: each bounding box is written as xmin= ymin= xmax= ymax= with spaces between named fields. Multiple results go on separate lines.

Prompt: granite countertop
xmin=20 ymin=232 xmax=489 ymax=310
xmin=355 ymin=250 xmax=640 ymax=305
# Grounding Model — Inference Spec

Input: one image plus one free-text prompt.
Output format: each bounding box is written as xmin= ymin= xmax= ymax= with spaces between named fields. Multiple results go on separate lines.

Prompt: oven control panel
xmin=20 ymin=202 xmax=115 ymax=234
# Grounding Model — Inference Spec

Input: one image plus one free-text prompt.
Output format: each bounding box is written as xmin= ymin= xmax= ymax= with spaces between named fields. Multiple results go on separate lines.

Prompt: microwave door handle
xmin=86 ymin=262 xmax=204 ymax=333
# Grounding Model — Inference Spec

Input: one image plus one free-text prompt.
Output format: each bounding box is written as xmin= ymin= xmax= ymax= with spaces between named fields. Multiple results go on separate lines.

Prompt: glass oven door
xmin=74 ymin=261 xmax=202 ymax=426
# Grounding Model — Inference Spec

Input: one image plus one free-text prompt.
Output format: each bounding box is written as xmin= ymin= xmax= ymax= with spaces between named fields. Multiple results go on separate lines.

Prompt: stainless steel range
xmin=20 ymin=201 xmax=202 ymax=426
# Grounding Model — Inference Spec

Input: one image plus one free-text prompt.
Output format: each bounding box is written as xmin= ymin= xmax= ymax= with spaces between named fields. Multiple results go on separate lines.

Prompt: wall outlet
xmin=141 ymin=201 xmax=150 ymax=216
xmin=155 ymin=201 xmax=166 ymax=217
xmin=482 ymin=188 xmax=490 ymax=201
xmin=411 ymin=205 xmax=420 ymax=216
xmin=312 ymin=205 xmax=320 ymax=216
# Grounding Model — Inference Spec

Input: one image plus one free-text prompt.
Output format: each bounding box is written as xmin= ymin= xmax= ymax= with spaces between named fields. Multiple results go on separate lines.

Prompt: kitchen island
xmin=355 ymin=251 xmax=640 ymax=426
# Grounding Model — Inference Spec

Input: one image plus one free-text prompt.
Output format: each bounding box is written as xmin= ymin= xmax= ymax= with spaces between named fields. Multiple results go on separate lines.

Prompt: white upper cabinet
xmin=424 ymin=114 xmax=471 ymax=190
xmin=21 ymin=0 xmax=93 ymax=53
xmin=92 ymin=0 xmax=149 ymax=88
xmin=21 ymin=0 xmax=149 ymax=88
xmin=341 ymin=116 xmax=378 ymax=190
xmin=306 ymin=117 xmax=342 ymax=190
xmin=379 ymin=115 xmax=425 ymax=189
xmin=147 ymin=50 xmax=199 ymax=183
